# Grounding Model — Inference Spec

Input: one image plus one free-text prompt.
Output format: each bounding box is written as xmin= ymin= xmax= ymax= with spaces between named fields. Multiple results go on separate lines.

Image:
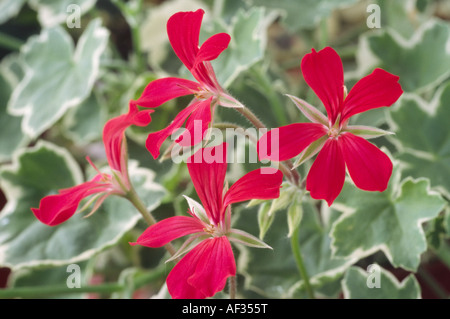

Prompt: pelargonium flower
xmin=31 ymin=103 xmax=153 ymax=226
xmin=130 ymin=143 xmax=283 ymax=299
xmin=258 ymin=47 xmax=403 ymax=206
xmin=132 ymin=9 xmax=243 ymax=159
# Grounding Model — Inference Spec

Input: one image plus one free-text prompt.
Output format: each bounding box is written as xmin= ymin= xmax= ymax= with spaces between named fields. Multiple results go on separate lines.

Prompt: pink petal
xmin=188 ymin=237 xmax=236 ymax=298
xmin=301 ymin=47 xmax=344 ymax=125
xmin=341 ymin=68 xmax=403 ymax=123
xmin=132 ymin=77 xmax=199 ymax=108
xmin=223 ymin=168 xmax=283 ymax=209
xmin=194 ymin=33 xmax=231 ymax=69
xmin=130 ymin=216 xmax=205 ymax=248
xmin=257 ymin=123 xmax=327 ymax=161
xmin=31 ymin=178 xmax=110 ymax=226
xmin=187 ymin=143 xmax=227 ymax=225
xmin=145 ymin=99 xmax=203 ymax=159
xmin=339 ymin=133 xmax=393 ymax=192
xmin=175 ymin=97 xmax=212 ymax=147
xmin=306 ymin=138 xmax=346 ymax=206
xmin=103 ymin=102 xmax=153 ymax=172
xmin=167 ymin=9 xmax=203 ymax=70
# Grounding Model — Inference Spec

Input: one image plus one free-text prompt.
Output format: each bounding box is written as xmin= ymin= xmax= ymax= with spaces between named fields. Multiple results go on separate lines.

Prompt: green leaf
xmin=389 ymin=83 xmax=450 ymax=197
xmin=209 ymin=7 xmax=274 ymax=88
xmin=0 ymin=0 xmax=27 ymax=24
xmin=246 ymin=0 xmax=358 ymax=31
xmin=7 ymin=18 xmax=109 ymax=138
xmin=0 ymin=141 xmax=165 ymax=270
xmin=342 ymin=265 xmax=421 ymax=299
xmin=238 ymin=200 xmax=357 ymax=298
xmin=62 ymin=93 xmax=104 ymax=144
xmin=28 ymin=0 xmax=97 ymax=28
xmin=331 ymin=165 xmax=446 ymax=271
xmin=0 ymin=54 xmax=28 ymax=162
xmin=358 ymin=19 xmax=450 ymax=93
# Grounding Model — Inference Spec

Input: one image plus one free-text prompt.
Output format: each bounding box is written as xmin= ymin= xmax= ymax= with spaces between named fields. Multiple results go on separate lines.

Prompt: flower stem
xmin=228 ymin=276 xmax=236 ymax=299
xmin=125 ymin=187 xmax=177 ymax=257
xmin=234 ymin=107 xmax=301 ymax=186
xmin=291 ymin=225 xmax=315 ymax=299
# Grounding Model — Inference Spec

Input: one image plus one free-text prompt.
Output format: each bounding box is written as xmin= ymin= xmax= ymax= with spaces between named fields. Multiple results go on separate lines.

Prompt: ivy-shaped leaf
xmin=0 ymin=141 xmax=166 ymax=270
xmin=358 ymin=19 xmax=450 ymax=93
xmin=7 ymin=18 xmax=109 ymax=138
xmin=246 ymin=0 xmax=358 ymax=31
xmin=205 ymin=7 xmax=274 ymax=88
xmin=389 ymin=83 xmax=450 ymax=198
xmin=331 ymin=165 xmax=446 ymax=271
xmin=237 ymin=200 xmax=357 ymax=298
xmin=28 ymin=0 xmax=97 ymax=28
xmin=0 ymin=54 xmax=28 ymax=162
xmin=342 ymin=265 xmax=421 ymax=299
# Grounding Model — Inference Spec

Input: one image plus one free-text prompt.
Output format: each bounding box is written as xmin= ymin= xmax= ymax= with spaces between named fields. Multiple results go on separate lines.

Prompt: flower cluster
xmin=31 ymin=8 xmax=403 ymax=299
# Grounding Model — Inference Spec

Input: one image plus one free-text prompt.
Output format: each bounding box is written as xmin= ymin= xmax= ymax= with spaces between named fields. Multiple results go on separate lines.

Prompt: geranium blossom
xmin=31 ymin=103 xmax=153 ymax=226
xmin=130 ymin=143 xmax=283 ymax=299
xmin=132 ymin=9 xmax=243 ymax=159
xmin=258 ymin=47 xmax=403 ymax=206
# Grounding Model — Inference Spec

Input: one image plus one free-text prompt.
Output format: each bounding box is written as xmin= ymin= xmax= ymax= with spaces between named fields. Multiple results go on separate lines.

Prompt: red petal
xmin=194 ymin=33 xmax=231 ymax=69
xmin=257 ymin=123 xmax=327 ymax=161
xmin=103 ymin=102 xmax=153 ymax=172
xmin=130 ymin=216 xmax=205 ymax=248
xmin=341 ymin=68 xmax=403 ymax=123
xmin=145 ymin=100 xmax=202 ymax=159
xmin=339 ymin=133 xmax=393 ymax=191
xmin=301 ymin=47 xmax=344 ymax=125
xmin=175 ymin=97 xmax=212 ymax=147
xmin=306 ymin=138 xmax=346 ymax=206
xmin=167 ymin=9 xmax=203 ymax=70
xmin=188 ymin=237 xmax=236 ymax=298
xmin=223 ymin=169 xmax=283 ymax=209
xmin=132 ymin=77 xmax=199 ymax=108
xmin=31 ymin=179 xmax=109 ymax=226
xmin=187 ymin=143 xmax=227 ymax=225
xmin=166 ymin=239 xmax=209 ymax=299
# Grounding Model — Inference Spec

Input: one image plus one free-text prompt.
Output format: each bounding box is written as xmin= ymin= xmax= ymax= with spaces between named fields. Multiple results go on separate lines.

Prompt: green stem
xmin=291 ymin=225 xmax=315 ymax=299
xmin=235 ymin=107 xmax=301 ymax=186
xmin=228 ymin=276 xmax=236 ymax=299
xmin=0 ymin=283 xmax=123 ymax=299
xmin=0 ymin=32 xmax=23 ymax=51
xmin=125 ymin=188 xmax=177 ymax=257
xmin=0 ymin=264 xmax=168 ymax=299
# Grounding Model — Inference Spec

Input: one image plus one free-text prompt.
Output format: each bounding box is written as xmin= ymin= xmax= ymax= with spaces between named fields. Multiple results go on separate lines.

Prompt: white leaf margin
xmin=330 ymin=175 xmax=446 ymax=272
xmin=341 ymin=265 xmax=421 ymax=299
xmin=349 ymin=18 xmax=450 ymax=94
xmin=7 ymin=18 xmax=109 ymax=138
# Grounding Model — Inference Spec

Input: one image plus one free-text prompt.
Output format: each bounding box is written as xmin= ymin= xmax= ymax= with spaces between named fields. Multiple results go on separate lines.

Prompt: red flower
xmin=130 ymin=143 xmax=283 ymax=299
xmin=258 ymin=47 xmax=403 ymax=206
xmin=31 ymin=103 xmax=153 ymax=226
xmin=132 ymin=9 xmax=243 ymax=159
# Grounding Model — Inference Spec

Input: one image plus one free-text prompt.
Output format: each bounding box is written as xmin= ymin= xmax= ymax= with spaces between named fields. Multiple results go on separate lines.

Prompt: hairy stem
xmin=228 ymin=276 xmax=236 ymax=299
xmin=291 ymin=225 xmax=315 ymax=299
xmin=125 ymin=187 xmax=177 ymax=257
xmin=234 ymin=107 xmax=301 ymax=186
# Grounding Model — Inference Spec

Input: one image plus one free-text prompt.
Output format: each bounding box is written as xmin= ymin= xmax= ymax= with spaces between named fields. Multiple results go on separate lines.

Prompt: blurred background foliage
xmin=0 ymin=0 xmax=449 ymax=299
